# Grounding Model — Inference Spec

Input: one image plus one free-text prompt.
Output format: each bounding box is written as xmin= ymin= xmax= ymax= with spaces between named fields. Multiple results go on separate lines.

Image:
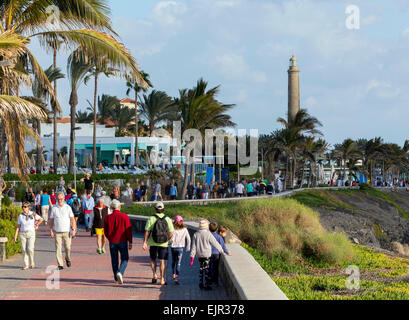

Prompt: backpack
xmin=71 ymin=198 xmax=81 ymax=214
xmin=151 ymin=214 xmax=170 ymax=244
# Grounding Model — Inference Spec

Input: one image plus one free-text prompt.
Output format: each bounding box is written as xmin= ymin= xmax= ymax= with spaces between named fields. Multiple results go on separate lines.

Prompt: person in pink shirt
xmin=169 ymin=216 xmax=191 ymax=285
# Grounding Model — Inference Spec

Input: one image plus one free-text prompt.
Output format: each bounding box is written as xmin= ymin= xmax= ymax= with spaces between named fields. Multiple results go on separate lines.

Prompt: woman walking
xmin=92 ymin=198 xmax=109 ymax=254
xmin=170 ymin=216 xmax=191 ymax=284
xmin=14 ymin=202 xmax=43 ymax=269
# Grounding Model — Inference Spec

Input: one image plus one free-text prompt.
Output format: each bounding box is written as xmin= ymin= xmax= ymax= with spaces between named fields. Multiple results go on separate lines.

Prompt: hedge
xmin=2 ymin=173 xmax=145 ymax=182
xmin=0 ymin=205 xmax=21 ymax=222
xmin=0 ymin=219 xmax=21 ymax=258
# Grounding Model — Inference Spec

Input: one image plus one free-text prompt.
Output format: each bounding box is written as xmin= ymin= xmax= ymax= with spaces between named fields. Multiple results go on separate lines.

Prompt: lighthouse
xmin=288 ymin=56 xmax=300 ymax=123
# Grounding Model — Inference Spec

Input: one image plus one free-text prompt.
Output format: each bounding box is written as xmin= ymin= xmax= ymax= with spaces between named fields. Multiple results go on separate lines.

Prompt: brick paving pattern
xmin=0 ymin=225 xmax=229 ymax=300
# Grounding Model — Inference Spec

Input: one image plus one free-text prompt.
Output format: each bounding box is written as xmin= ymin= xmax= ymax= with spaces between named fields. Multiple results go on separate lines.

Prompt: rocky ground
xmin=315 ymin=189 xmax=409 ymax=254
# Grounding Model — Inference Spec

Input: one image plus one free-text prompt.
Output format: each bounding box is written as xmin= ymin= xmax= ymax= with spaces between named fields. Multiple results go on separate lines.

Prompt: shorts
xmin=149 ymin=246 xmax=169 ymax=261
xmin=95 ymin=228 xmax=104 ymax=236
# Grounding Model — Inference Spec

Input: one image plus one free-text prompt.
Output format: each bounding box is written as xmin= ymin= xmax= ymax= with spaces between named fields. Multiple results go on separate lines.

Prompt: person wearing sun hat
xmin=143 ymin=202 xmax=174 ymax=285
xmin=190 ymin=219 xmax=224 ymax=290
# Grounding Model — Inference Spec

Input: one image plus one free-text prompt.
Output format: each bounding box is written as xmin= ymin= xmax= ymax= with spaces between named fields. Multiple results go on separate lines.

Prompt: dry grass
xmin=235 ymin=198 xmax=354 ymax=265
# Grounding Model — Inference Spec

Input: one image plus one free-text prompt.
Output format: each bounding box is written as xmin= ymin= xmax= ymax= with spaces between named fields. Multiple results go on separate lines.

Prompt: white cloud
xmin=152 ymin=1 xmax=187 ymax=30
xmin=214 ymin=53 xmax=268 ymax=83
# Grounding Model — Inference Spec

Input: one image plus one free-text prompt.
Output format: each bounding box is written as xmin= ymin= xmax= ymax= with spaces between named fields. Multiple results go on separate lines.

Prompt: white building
xmin=26 ymin=118 xmax=177 ymax=166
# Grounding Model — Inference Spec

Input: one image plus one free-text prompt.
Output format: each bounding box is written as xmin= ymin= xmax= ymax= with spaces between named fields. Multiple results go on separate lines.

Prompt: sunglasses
xmin=22 ymin=206 xmax=29 ymax=208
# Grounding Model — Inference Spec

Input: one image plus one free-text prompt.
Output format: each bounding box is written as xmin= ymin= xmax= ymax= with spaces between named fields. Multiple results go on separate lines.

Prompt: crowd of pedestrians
xmin=11 ymin=174 xmax=233 ymax=291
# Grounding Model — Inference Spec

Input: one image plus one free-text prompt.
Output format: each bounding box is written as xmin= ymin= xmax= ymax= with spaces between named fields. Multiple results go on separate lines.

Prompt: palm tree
xmin=356 ymin=137 xmax=383 ymax=183
xmin=76 ymin=110 xmax=93 ymax=123
xmin=44 ymin=38 xmax=63 ymax=172
xmin=67 ymin=49 xmax=92 ymax=173
xmin=30 ymin=65 xmax=64 ymax=173
xmin=84 ymin=56 xmax=119 ymax=174
xmin=139 ymin=90 xmax=178 ymax=136
xmin=1 ymin=0 xmax=149 ymax=177
xmin=174 ymin=78 xmax=236 ymax=199
xmin=334 ymin=138 xmax=361 ymax=183
xmin=110 ymin=104 xmax=135 ymax=137
xmin=126 ymin=71 xmax=153 ymax=166
xmin=95 ymin=94 xmax=120 ymax=124
xmin=277 ymin=109 xmax=323 ymax=188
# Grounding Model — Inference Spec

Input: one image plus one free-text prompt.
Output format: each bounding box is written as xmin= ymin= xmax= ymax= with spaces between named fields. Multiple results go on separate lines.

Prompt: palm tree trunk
xmin=191 ymin=162 xmax=195 ymax=186
xmin=284 ymin=156 xmax=288 ymax=191
xmin=52 ymin=48 xmax=58 ymax=172
xmin=36 ymin=119 xmax=41 ymax=174
xmin=181 ymin=157 xmax=190 ymax=199
xmin=92 ymin=73 xmax=98 ymax=174
xmin=69 ymin=91 xmax=78 ymax=174
xmin=134 ymin=90 xmax=140 ymax=166
xmin=300 ymin=161 xmax=305 ymax=189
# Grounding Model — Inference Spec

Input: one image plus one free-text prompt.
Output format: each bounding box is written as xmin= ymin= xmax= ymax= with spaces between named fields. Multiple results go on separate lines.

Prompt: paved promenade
xmin=0 ymin=225 xmax=228 ymax=300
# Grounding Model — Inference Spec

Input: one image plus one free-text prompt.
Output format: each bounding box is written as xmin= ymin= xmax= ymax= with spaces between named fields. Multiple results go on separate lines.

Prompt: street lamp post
xmin=73 ymin=127 xmax=81 ymax=191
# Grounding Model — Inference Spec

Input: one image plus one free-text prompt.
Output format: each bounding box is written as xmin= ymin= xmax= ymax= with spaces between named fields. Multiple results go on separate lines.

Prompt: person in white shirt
xmin=49 ymin=192 xmax=76 ymax=270
xmin=14 ymin=202 xmax=43 ymax=270
xmin=125 ymin=183 xmax=133 ymax=200
xmin=236 ymin=182 xmax=245 ymax=197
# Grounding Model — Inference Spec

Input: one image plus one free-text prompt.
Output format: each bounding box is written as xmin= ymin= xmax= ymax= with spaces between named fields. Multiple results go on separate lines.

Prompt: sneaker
xmin=101 ymin=248 xmax=106 ymax=254
xmin=174 ymin=277 xmax=180 ymax=285
xmin=97 ymin=248 xmax=101 ymax=254
xmin=66 ymin=260 xmax=71 ymax=267
xmin=58 ymin=266 xmax=64 ymax=270
xmin=116 ymin=272 xmax=123 ymax=284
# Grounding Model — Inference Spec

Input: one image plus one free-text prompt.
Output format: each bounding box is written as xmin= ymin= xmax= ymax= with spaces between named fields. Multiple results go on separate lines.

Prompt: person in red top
xmin=104 ymin=200 xmax=132 ymax=284
xmin=50 ymin=189 xmax=56 ymax=205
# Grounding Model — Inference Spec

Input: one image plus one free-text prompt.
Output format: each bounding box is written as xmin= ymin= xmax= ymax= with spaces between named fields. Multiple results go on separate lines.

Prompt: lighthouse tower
xmin=288 ymin=56 xmax=300 ymax=123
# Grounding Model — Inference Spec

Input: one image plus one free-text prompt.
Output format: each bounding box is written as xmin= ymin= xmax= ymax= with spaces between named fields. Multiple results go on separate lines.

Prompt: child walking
xmin=209 ymin=223 xmax=232 ymax=285
xmin=170 ymin=216 xmax=191 ymax=284
xmin=190 ymin=220 xmax=224 ymax=290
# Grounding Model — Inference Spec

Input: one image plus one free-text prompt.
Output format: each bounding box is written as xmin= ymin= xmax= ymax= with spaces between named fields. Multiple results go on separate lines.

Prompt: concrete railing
xmin=0 ymin=237 xmax=8 ymax=262
xmin=128 ymin=215 xmax=288 ymax=300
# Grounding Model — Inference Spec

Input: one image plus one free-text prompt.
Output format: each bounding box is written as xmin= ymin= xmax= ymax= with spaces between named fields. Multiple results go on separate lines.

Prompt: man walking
xmin=49 ymin=192 xmax=76 ymax=270
xmin=104 ymin=200 xmax=133 ymax=284
xmin=142 ymin=202 xmax=174 ymax=285
xmin=140 ymin=181 xmax=147 ymax=202
xmin=81 ymin=189 xmax=95 ymax=233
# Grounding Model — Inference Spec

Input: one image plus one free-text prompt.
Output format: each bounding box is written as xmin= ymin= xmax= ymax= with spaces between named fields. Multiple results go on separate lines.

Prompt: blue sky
xmin=29 ymin=0 xmax=409 ymax=147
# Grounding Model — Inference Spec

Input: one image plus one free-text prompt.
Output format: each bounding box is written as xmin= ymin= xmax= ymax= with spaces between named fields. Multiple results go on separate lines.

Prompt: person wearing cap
xmin=190 ymin=219 xmax=224 ymax=290
xmin=142 ymin=202 xmax=174 ymax=286
xmin=104 ymin=200 xmax=132 ymax=284
xmin=169 ymin=215 xmax=191 ymax=284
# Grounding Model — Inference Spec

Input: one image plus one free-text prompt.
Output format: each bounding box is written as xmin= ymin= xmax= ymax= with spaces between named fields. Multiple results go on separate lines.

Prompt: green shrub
xmin=359 ymin=183 xmax=374 ymax=191
xmin=0 ymin=218 xmax=21 ymax=258
xmin=0 ymin=205 xmax=21 ymax=222
xmin=125 ymin=197 xmax=355 ymax=266
xmin=1 ymin=195 xmax=12 ymax=207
